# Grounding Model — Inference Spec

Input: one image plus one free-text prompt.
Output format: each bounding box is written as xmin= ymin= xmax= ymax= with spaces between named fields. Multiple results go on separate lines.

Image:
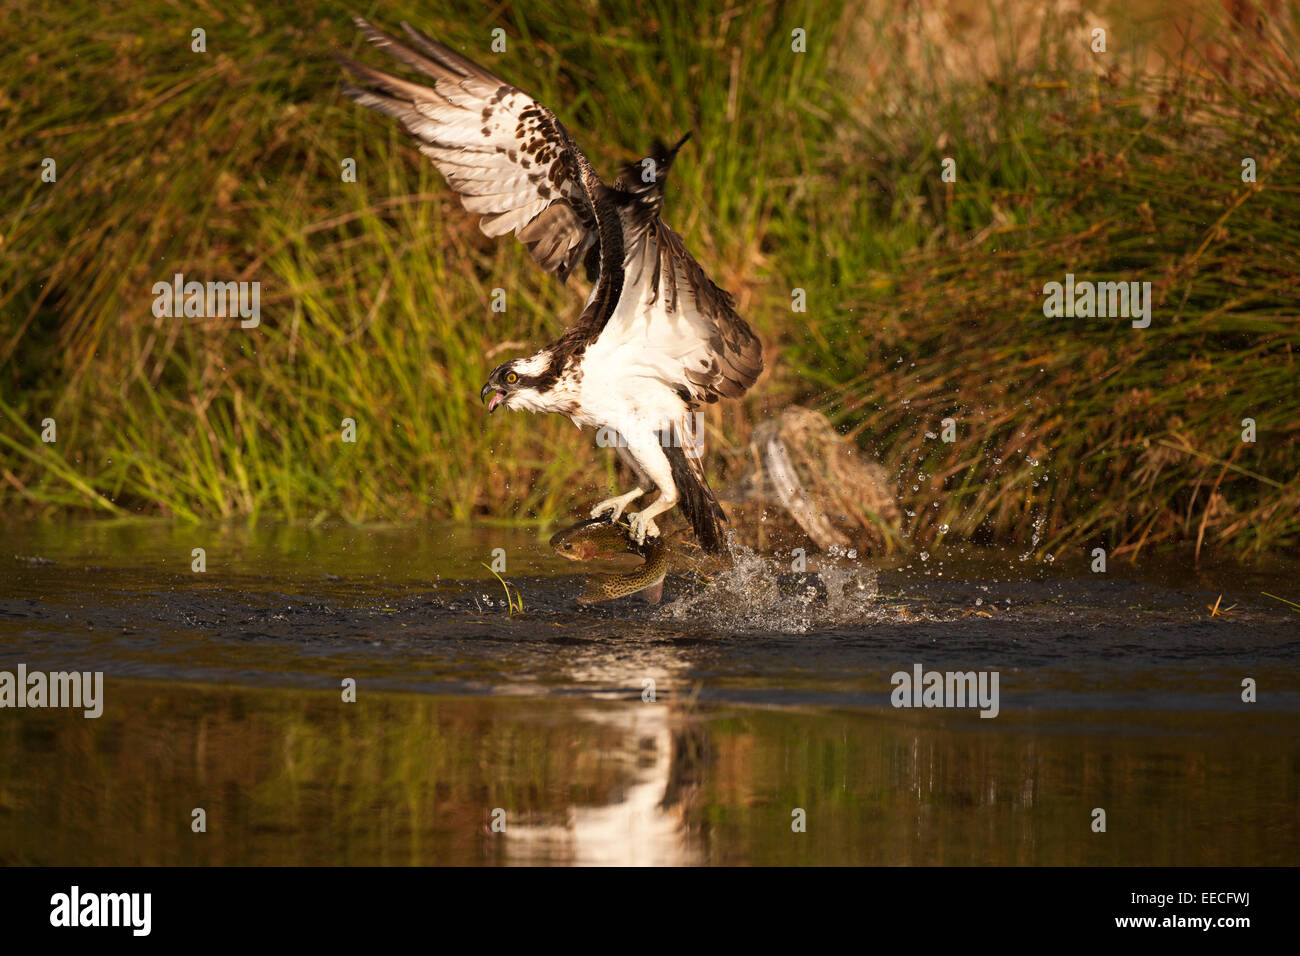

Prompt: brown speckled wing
xmin=339 ymin=18 xmax=599 ymax=282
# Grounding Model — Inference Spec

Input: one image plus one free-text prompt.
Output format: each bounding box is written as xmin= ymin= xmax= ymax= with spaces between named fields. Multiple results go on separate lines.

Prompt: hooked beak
xmin=480 ymin=381 xmax=506 ymax=414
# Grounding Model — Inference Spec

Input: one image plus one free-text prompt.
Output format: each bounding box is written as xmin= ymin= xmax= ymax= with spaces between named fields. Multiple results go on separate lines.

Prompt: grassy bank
xmin=810 ymin=7 xmax=1300 ymax=560
xmin=1 ymin=0 xmax=845 ymax=524
xmin=1 ymin=0 xmax=1296 ymax=560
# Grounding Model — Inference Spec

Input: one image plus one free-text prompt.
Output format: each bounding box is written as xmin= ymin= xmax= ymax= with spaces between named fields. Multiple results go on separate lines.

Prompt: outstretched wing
xmin=600 ymin=137 xmax=764 ymax=405
xmin=338 ymin=18 xmax=602 ymax=282
xmin=340 ymin=19 xmax=763 ymax=400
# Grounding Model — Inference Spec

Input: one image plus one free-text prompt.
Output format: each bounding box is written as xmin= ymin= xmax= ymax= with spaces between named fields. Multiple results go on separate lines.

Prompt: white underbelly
xmin=568 ymin=355 xmax=685 ymax=437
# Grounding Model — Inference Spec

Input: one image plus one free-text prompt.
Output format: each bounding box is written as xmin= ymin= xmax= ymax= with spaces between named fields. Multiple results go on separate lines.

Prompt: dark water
xmin=1 ymin=520 xmax=1297 ymax=865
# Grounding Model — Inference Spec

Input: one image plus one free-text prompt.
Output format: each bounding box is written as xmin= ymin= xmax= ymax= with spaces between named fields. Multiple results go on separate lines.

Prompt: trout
xmin=549 ymin=518 xmax=695 ymax=604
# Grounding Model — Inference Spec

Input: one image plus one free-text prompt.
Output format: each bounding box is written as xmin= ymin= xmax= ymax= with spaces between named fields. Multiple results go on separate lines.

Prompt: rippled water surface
xmin=2 ymin=520 xmax=1297 ymax=865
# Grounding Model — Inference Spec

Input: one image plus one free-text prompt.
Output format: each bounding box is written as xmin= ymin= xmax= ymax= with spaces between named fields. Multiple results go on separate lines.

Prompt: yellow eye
xmin=506 ymin=371 xmax=518 ymax=384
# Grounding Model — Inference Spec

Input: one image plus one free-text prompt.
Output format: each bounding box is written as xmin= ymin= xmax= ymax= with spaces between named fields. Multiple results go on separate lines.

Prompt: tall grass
xmin=799 ymin=6 xmax=1300 ymax=560
xmin=1 ymin=0 xmax=1296 ymax=560
xmin=0 ymin=0 xmax=844 ymax=523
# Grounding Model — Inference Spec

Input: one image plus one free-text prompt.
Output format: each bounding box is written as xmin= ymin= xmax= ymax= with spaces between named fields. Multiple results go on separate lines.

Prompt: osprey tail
xmin=662 ymin=433 xmax=727 ymax=556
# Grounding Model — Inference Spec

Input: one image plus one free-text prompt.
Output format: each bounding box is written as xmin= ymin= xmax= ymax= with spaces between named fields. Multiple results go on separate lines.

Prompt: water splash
xmin=657 ymin=537 xmax=887 ymax=634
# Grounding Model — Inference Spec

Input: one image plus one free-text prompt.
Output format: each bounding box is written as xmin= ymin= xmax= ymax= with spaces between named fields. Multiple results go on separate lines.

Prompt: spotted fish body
xmin=549 ymin=517 xmax=668 ymax=604
xmin=576 ymin=536 xmax=670 ymax=605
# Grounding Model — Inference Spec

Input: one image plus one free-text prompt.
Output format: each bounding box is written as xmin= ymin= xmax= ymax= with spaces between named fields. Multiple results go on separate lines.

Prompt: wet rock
xmin=719 ymin=407 xmax=900 ymax=555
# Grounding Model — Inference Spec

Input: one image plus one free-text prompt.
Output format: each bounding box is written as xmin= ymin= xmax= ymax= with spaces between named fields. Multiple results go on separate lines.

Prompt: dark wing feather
xmin=601 ymin=136 xmax=764 ymax=404
xmin=338 ymin=18 xmax=600 ymax=282
xmin=340 ymin=19 xmax=762 ymax=400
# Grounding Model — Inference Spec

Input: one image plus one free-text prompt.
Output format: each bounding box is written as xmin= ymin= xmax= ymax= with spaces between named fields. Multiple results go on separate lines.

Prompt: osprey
xmin=339 ymin=18 xmax=763 ymax=554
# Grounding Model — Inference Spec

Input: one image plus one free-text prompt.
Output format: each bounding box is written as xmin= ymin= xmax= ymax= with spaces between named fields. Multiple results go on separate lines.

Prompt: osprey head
xmin=480 ymin=355 xmax=550 ymax=414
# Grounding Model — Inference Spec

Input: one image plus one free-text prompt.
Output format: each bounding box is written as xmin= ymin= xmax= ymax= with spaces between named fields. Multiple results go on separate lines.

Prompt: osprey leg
xmin=620 ymin=432 xmax=679 ymax=545
xmin=590 ymin=440 xmax=652 ymax=520
xmin=590 ymin=487 xmax=644 ymax=522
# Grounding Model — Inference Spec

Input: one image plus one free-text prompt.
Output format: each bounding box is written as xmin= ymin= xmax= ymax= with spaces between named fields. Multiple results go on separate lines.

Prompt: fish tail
xmin=639 ymin=575 xmax=666 ymax=604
